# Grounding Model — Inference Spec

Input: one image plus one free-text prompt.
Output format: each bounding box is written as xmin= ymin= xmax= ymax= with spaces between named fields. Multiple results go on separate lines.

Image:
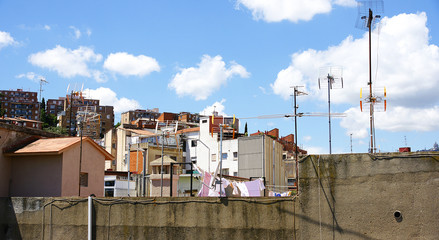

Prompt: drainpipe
xmin=88 ymin=195 xmax=92 ymax=240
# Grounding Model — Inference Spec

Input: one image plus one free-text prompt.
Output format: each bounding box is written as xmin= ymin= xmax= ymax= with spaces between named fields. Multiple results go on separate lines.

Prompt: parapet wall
xmin=0 ymin=196 xmax=296 ymax=240
xmin=296 ymin=153 xmax=439 ymax=239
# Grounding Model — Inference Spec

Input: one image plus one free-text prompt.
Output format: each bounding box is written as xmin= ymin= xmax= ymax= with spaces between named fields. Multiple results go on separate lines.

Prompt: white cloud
xmin=169 ymin=55 xmax=250 ymax=100
xmin=200 ymin=99 xmax=228 ymax=117
xmin=70 ymin=26 xmax=81 ymax=39
xmin=86 ymin=28 xmax=92 ymax=37
xmin=15 ymin=72 xmax=45 ymax=82
xmin=236 ymin=0 xmax=356 ymax=23
xmin=85 ymin=87 xmax=141 ymax=114
xmin=44 ymin=25 xmax=51 ymax=31
xmin=272 ymin=12 xmax=439 ymax=136
xmin=303 ymin=145 xmax=325 ymax=154
xmin=303 ymin=135 xmax=312 ymax=142
xmin=333 ymin=0 xmax=357 ymax=7
xmin=0 ymin=31 xmax=16 ymax=49
xmin=28 ymin=45 xmax=103 ymax=79
xmin=103 ymin=52 xmax=160 ymax=77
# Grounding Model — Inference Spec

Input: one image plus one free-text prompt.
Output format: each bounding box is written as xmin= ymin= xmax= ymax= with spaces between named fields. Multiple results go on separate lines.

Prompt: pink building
xmin=6 ymin=137 xmax=114 ymax=197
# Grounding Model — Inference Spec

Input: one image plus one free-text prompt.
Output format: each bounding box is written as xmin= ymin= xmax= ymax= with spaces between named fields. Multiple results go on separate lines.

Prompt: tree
xmin=244 ymin=122 xmax=248 ymax=136
xmin=114 ymin=122 xmax=121 ymax=128
xmin=40 ymin=98 xmax=58 ymax=129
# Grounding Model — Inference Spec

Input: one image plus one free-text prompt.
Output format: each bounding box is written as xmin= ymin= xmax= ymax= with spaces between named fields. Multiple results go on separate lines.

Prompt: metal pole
xmin=142 ymin=149 xmax=146 ymax=197
xmin=190 ymin=163 xmax=193 ymax=196
xmin=328 ymin=74 xmax=332 ymax=154
xmin=160 ymin=132 xmax=164 ymax=197
xmin=294 ymin=87 xmax=299 ymax=193
xmin=170 ymin=162 xmax=173 ymax=197
xmin=127 ymin=143 xmax=131 ymax=197
xmin=88 ymin=196 xmax=92 ymax=240
xmin=219 ymin=124 xmax=223 ymax=197
xmin=69 ymin=91 xmax=73 ymax=136
xmin=350 ymin=133 xmax=353 ymax=153
xmin=368 ymin=8 xmax=374 ymax=153
xmin=79 ymin=122 xmax=83 ymax=196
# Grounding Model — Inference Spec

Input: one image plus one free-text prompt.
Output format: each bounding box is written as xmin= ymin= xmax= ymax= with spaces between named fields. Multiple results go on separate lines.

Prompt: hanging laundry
xmin=245 ymin=178 xmax=265 ymax=197
xmin=236 ymin=182 xmax=249 ymax=197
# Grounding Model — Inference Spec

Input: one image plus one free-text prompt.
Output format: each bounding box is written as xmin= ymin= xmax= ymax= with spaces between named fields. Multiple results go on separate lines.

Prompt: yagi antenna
xmin=318 ymin=66 xmax=344 ymax=154
xmin=356 ymin=0 xmax=385 ymax=153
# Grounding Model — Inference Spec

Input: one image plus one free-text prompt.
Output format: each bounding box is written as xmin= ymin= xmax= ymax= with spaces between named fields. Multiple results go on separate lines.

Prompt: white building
xmin=194 ymin=116 xmax=239 ymax=176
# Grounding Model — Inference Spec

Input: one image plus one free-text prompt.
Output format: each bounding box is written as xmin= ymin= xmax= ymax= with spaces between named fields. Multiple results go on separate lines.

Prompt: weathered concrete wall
xmin=0 ymin=196 xmax=296 ymax=240
xmin=297 ymin=153 xmax=439 ymax=240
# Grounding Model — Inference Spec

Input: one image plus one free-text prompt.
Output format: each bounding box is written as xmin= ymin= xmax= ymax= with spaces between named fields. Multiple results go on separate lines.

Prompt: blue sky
xmin=0 ymin=0 xmax=438 ymax=154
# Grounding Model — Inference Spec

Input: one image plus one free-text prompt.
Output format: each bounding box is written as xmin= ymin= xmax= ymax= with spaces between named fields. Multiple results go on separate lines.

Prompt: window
xmin=107 ymin=114 xmax=111 ymax=119
xmin=233 ymin=152 xmax=238 ymax=160
xmin=191 ymin=157 xmax=197 ymax=164
xmin=211 ymin=154 xmax=216 ymax=162
xmin=104 ymin=189 xmax=114 ymax=197
xmin=221 ymin=153 xmax=228 ymax=160
xmin=191 ymin=140 xmax=197 ymax=147
xmin=233 ymin=172 xmax=238 ymax=177
xmin=80 ymin=172 xmax=88 ymax=187
xmin=105 ymin=180 xmax=115 ymax=187
xmin=222 ymin=168 xmax=229 ymax=175
xmin=50 ymin=105 xmax=55 ymax=109
xmin=202 ymin=119 xmax=207 ymax=123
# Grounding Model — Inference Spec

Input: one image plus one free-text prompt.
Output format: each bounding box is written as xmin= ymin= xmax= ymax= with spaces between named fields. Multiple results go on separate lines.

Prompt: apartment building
xmin=0 ymin=89 xmax=40 ymax=121
xmin=121 ymin=109 xmax=160 ymax=125
xmin=56 ymin=93 xmax=114 ymax=138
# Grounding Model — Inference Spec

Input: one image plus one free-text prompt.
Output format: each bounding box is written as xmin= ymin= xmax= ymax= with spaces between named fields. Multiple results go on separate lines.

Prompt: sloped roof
xmin=123 ymin=128 xmax=158 ymax=136
xmin=8 ymin=137 xmax=114 ymax=160
xmin=150 ymin=155 xmax=177 ymax=166
xmin=175 ymin=127 xmax=200 ymax=134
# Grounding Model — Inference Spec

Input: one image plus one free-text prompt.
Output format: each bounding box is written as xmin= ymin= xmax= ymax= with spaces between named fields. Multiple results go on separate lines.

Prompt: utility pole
xmin=160 ymin=131 xmax=165 ymax=197
xmin=292 ymin=86 xmax=307 ymax=193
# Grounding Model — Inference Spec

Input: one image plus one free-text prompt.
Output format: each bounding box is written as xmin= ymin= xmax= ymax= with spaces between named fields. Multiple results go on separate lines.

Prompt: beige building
xmin=149 ymin=156 xmax=180 ymax=197
xmin=6 ymin=137 xmax=114 ymax=197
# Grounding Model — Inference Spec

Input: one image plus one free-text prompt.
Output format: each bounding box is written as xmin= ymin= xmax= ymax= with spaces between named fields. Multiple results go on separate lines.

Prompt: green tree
xmin=114 ymin=122 xmax=121 ymax=128
xmin=40 ymin=98 xmax=58 ymax=129
xmin=244 ymin=122 xmax=248 ymax=136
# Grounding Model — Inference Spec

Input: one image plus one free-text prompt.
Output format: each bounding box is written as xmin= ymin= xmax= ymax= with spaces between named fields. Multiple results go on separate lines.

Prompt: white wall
xmin=198 ymin=116 xmax=238 ymax=175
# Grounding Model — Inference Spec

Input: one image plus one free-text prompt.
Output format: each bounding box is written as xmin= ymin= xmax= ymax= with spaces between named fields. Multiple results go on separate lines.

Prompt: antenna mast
xmin=319 ymin=66 xmax=343 ymax=154
xmin=356 ymin=0 xmax=384 ymax=153
xmin=291 ymin=86 xmax=307 ymax=194
xmin=39 ymin=78 xmax=48 ymax=120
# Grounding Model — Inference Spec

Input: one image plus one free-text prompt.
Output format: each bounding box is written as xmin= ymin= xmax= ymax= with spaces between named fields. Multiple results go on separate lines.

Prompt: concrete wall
xmin=296 ymin=153 xmax=439 ymax=239
xmin=0 ymin=197 xmax=296 ymax=240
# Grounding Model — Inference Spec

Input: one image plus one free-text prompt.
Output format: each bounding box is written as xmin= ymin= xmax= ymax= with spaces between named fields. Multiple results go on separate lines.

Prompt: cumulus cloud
xmin=85 ymin=87 xmax=141 ymax=114
xmin=103 ymin=52 xmax=160 ymax=77
xmin=235 ymin=0 xmax=355 ymax=23
xmin=28 ymin=45 xmax=103 ymax=80
xmin=70 ymin=26 xmax=81 ymax=39
xmin=200 ymin=99 xmax=228 ymax=117
xmin=44 ymin=25 xmax=51 ymax=31
xmin=169 ymin=55 xmax=250 ymax=100
xmin=15 ymin=72 xmax=45 ymax=82
xmin=271 ymin=12 xmax=439 ymax=136
xmin=0 ymin=31 xmax=16 ymax=49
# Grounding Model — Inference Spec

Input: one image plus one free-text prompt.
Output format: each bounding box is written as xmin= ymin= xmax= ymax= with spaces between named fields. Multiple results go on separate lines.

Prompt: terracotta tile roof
xmin=9 ymin=137 xmax=114 ymax=160
xmin=175 ymin=127 xmax=200 ymax=134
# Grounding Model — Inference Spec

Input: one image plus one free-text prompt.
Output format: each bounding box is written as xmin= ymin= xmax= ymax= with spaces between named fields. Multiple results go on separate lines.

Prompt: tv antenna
xmin=38 ymin=78 xmax=48 ymax=121
xmin=356 ymin=0 xmax=384 ymax=153
xmin=318 ymin=66 xmax=343 ymax=154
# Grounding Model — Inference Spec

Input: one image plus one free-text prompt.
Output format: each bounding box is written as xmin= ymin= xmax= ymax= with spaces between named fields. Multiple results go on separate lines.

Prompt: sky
xmin=0 ymin=0 xmax=438 ymax=154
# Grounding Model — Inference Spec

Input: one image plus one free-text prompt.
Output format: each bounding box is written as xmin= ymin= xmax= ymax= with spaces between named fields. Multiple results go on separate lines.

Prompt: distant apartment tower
xmin=57 ymin=93 xmax=114 ymax=138
xmin=0 ymin=89 xmax=40 ymax=120
xmin=77 ymin=105 xmax=114 ymax=138
xmin=46 ymin=98 xmax=66 ymax=116
xmin=121 ymin=108 xmax=160 ymax=125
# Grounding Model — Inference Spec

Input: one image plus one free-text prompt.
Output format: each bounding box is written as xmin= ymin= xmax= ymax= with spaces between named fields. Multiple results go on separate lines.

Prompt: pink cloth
xmin=200 ymin=172 xmax=211 ymax=197
xmin=244 ymin=179 xmax=265 ymax=197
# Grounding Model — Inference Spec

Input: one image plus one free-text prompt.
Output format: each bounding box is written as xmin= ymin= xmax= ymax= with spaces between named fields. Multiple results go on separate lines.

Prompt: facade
xmin=0 ymin=117 xmax=43 ymax=129
xmin=0 ymin=89 xmax=40 ymax=121
xmin=120 ymin=109 xmax=160 ymax=125
xmin=0 ymin=122 xmax=60 ymax=197
xmin=56 ymin=93 xmax=114 ymax=139
xmin=149 ymin=156 xmax=180 ymax=197
xmin=104 ymin=175 xmax=136 ymax=197
xmin=46 ymin=98 xmax=65 ymax=116
xmin=6 ymin=137 xmax=114 ymax=197
xmin=238 ymin=134 xmax=286 ymax=193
